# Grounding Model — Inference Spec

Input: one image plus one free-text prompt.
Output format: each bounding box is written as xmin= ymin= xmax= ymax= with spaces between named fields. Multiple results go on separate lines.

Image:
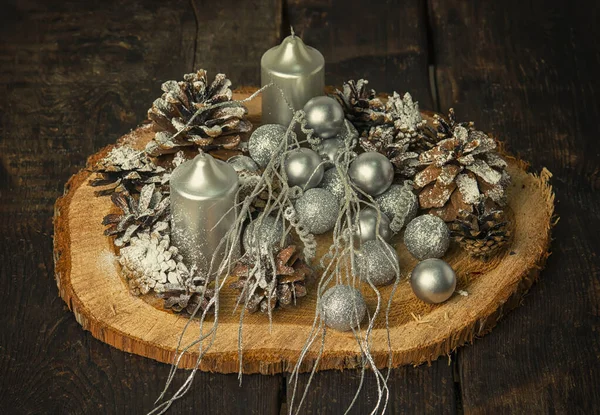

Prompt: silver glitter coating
xmin=318 ymin=168 xmax=345 ymax=201
xmin=374 ymin=183 xmax=418 ymax=233
xmin=248 ymin=124 xmax=286 ymax=168
xmin=355 ymin=207 xmax=392 ymax=243
xmin=242 ymin=215 xmax=289 ymax=256
xmin=348 ymin=152 xmax=394 ymax=196
xmin=294 ymin=188 xmax=339 ymax=234
xmin=356 ymin=239 xmax=399 ymax=286
xmin=403 ymin=215 xmax=450 ymax=260
xmin=410 ymin=258 xmax=456 ymax=303
xmin=320 ymin=285 xmax=367 ymax=331
xmin=303 ymin=96 xmax=345 ymax=139
xmin=227 ymin=155 xmax=260 ymax=173
xmin=284 ymin=147 xmax=324 ymax=189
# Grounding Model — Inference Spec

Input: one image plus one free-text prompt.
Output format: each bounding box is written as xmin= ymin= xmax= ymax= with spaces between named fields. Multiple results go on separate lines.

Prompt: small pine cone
xmin=145 ymin=69 xmax=252 ymax=158
xmin=331 ymin=79 xmax=386 ymax=133
xmin=230 ymin=245 xmax=312 ymax=314
xmin=449 ymin=202 xmax=511 ymax=258
xmin=159 ymin=285 xmax=215 ymax=315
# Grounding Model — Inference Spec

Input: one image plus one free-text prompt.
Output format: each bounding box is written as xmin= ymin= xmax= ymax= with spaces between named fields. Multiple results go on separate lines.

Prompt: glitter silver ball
xmin=374 ymin=183 xmax=418 ymax=233
xmin=348 ymin=152 xmax=394 ymax=196
xmin=321 ymin=285 xmax=367 ymax=331
xmin=319 ymin=138 xmax=344 ymax=168
xmin=404 ymin=215 xmax=450 ymax=260
xmin=243 ymin=215 xmax=289 ymax=256
xmin=303 ymin=96 xmax=345 ymax=139
xmin=227 ymin=155 xmax=260 ymax=172
xmin=410 ymin=258 xmax=456 ymax=304
xmin=319 ymin=168 xmax=345 ymax=201
xmin=248 ymin=124 xmax=286 ymax=168
xmin=295 ymin=188 xmax=339 ymax=234
xmin=284 ymin=148 xmax=324 ymax=189
xmin=356 ymin=239 xmax=399 ymax=286
xmin=355 ymin=207 xmax=392 ymax=243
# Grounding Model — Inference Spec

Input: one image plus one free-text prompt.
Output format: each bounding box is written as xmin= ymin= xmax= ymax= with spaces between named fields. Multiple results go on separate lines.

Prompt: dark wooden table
xmin=1 ymin=1 xmax=599 ymax=413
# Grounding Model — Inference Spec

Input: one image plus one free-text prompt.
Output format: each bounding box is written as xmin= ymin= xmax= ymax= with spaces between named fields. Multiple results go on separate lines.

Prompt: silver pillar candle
xmin=261 ymin=31 xmax=325 ymax=126
xmin=170 ymin=153 xmax=239 ymax=277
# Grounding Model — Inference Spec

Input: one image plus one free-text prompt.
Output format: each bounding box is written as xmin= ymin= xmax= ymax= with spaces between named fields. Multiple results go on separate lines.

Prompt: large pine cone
xmin=145 ymin=69 xmax=252 ymax=157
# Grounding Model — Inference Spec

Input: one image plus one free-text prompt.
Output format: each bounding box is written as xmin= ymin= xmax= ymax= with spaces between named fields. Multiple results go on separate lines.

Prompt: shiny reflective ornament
xmin=374 ymin=183 xmax=418 ymax=233
xmin=284 ymin=148 xmax=324 ymax=189
xmin=295 ymin=188 xmax=339 ymax=234
xmin=355 ymin=207 xmax=392 ymax=243
xmin=319 ymin=138 xmax=344 ymax=168
xmin=321 ymin=285 xmax=367 ymax=331
xmin=248 ymin=124 xmax=286 ymax=168
xmin=243 ymin=215 xmax=289 ymax=257
xmin=333 ymin=119 xmax=359 ymax=144
xmin=404 ymin=215 xmax=450 ymax=260
xmin=170 ymin=153 xmax=239 ymax=276
xmin=227 ymin=155 xmax=259 ymax=172
xmin=319 ymin=168 xmax=345 ymax=201
xmin=348 ymin=152 xmax=394 ymax=196
xmin=410 ymin=258 xmax=456 ymax=304
xmin=356 ymin=239 xmax=399 ymax=286
xmin=303 ymin=96 xmax=345 ymax=139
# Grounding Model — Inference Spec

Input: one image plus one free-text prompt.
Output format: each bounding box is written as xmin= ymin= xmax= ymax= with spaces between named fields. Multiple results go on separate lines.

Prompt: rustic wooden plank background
xmin=1 ymin=0 xmax=598 ymax=414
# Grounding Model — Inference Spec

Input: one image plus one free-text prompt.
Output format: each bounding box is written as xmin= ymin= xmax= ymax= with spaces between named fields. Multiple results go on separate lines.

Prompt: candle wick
xmin=290 ymin=25 xmax=295 ymax=38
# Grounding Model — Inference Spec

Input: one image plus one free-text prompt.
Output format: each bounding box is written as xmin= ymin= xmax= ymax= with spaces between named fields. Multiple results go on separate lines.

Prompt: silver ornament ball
xmin=374 ymin=183 xmax=418 ymax=233
xmin=227 ymin=155 xmax=260 ymax=172
xmin=243 ymin=215 xmax=289 ymax=256
xmin=356 ymin=239 xmax=399 ymax=286
xmin=333 ymin=119 xmax=359 ymax=144
xmin=410 ymin=258 xmax=456 ymax=304
xmin=295 ymin=188 xmax=339 ymax=234
xmin=319 ymin=138 xmax=344 ymax=168
xmin=284 ymin=148 xmax=324 ymax=189
xmin=404 ymin=215 xmax=450 ymax=260
xmin=318 ymin=168 xmax=345 ymax=201
xmin=321 ymin=285 xmax=367 ymax=331
xmin=348 ymin=152 xmax=394 ymax=196
xmin=248 ymin=124 xmax=286 ymax=168
xmin=303 ymin=96 xmax=345 ymax=139
xmin=355 ymin=207 xmax=392 ymax=243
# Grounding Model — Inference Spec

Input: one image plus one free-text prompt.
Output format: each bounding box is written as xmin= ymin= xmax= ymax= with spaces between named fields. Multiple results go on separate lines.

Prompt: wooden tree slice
xmin=53 ymin=93 xmax=555 ymax=374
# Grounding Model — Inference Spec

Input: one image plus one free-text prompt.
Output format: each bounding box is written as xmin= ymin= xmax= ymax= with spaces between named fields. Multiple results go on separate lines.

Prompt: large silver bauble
xmin=356 ymin=239 xmax=399 ymax=286
xmin=243 ymin=215 xmax=289 ymax=256
xmin=410 ymin=258 xmax=456 ymax=304
xmin=348 ymin=152 xmax=394 ymax=196
xmin=355 ymin=207 xmax=392 ymax=243
xmin=284 ymin=148 xmax=324 ymax=189
xmin=374 ymin=183 xmax=418 ymax=233
xmin=303 ymin=96 xmax=345 ymax=139
xmin=248 ymin=124 xmax=286 ymax=168
xmin=404 ymin=215 xmax=450 ymax=260
xmin=320 ymin=285 xmax=367 ymax=331
xmin=295 ymin=188 xmax=339 ymax=234
xmin=227 ymin=155 xmax=260 ymax=172
xmin=319 ymin=168 xmax=345 ymax=201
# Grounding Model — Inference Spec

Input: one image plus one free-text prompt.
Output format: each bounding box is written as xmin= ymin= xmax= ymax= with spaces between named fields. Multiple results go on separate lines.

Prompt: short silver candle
xmin=170 ymin=153 xmax=239 ymax=277
xmin=261 ymin=31 xmax=325 ymax=126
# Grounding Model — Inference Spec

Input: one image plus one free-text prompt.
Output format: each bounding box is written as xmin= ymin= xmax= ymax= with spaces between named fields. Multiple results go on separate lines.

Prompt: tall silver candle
xmin=170 ymin=153 xmax=239 ymax=277
xmin=261 ymin=30 xmax=325 ymax=126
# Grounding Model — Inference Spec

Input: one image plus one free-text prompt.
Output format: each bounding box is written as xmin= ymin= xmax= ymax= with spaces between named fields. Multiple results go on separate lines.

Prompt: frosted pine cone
xmin=332 ymin=79 xmax=386 ymax=133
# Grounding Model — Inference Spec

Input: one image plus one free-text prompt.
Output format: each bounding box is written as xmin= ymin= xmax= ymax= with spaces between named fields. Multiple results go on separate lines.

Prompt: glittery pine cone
xmin=230 ymin=245 xmax=312 ymax=314
xmin=412 ymin=109 xmax=510 ymax=222
xmin=145 ymin=69 xmax=252 ymax=157
xmin=332 ymin=79 xmax=386 ymax=133
xmin=449 ymin=202 xmax=511 ymax=258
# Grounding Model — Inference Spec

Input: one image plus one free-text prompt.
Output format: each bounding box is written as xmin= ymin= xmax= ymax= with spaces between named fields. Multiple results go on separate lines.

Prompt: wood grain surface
xmin=1 ymin=0 xmax=599 ymax=414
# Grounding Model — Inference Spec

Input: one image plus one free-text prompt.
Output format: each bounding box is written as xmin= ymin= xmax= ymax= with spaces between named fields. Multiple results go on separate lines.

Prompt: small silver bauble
xmin=374 ymin=183 xmax=418 ymax=233
xmin=320 ymin=285 xmax=367 ymax=331
xmin=295 ymin=188 xmax=339 ymax=234
xmin=243 ymin=215 xmax=289 ymax=256
xmin=348 ymin=152 xmax=394 ymax=196
xmin=356 ymin=239 xmax=399 ymax=286
xmin=227 ymin=155 xmax=260 ymax=172
xmin=303 ymin=96 xmax=345 ymax=139
xmin=404 ymin=215 xmax=450 ymax=260
xmin=248 ymin=124 xmax=286 ymax=168
xmin=355 ymin=207 xmax=392 ymax=243
xmin=410 ymin=258 xmax=456 ymax=304
xmin=319 ymin=168 xmax=345 ymax=201
xmin=284 ymin=148 xmax=324 ymax=189
xmin=333 ymin=119 xmax=359 ymax=144
xmin=319 ymin=138 xmax=344 ymax=168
